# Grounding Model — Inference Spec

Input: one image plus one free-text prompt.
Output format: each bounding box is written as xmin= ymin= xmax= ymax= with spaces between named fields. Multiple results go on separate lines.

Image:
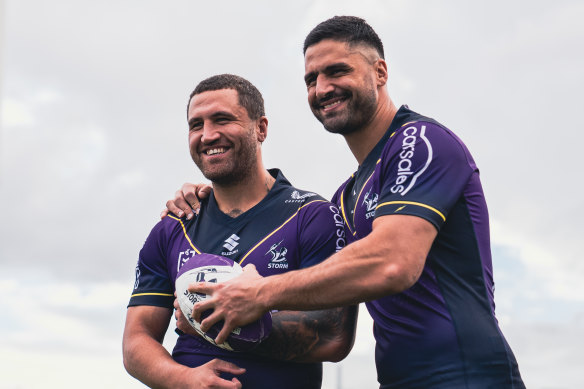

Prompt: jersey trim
xmin=339 ymin=190 xmax=355 ymax=237
xmin=238 ymin=199 xmax=329 ymax=265
xmin=167 ymin=214 xmax=202 ymax=254
xmin=130 ymin=292 xmax=174 ymax=298
xmin=376 ymin=200 xmax=446 ymax=221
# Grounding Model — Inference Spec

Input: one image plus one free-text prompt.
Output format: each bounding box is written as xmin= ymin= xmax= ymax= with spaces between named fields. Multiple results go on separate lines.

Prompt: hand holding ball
xmin=175 ymin=253 xmax=272 ymax=351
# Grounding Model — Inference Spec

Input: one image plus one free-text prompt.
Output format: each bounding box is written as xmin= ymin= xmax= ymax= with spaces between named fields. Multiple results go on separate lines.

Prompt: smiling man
xmin=122 ymin=74 xmax=356 ymax=389
xmin=170 ymin=17 xmax=526 ymax=389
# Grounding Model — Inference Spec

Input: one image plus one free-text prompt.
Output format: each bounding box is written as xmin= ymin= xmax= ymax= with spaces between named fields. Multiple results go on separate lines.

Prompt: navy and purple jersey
xmin=332 ymin=106 xmax=524 ymax=388
xmin=129 ymin=169 xmax=345 ymax=389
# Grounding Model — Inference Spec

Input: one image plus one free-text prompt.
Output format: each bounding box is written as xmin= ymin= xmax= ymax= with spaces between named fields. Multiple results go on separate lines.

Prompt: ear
xmin=375 ymin=58 xmax=389 ymax=86
xmin=256 ymin=116 xmax=268 ymax=143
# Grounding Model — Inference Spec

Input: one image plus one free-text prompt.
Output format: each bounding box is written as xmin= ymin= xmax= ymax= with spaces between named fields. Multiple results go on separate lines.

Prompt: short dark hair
xmin=188 ymin=74 xmax=265 ymax=120
xmin=303 ymin=16 xmax=384 ymax=59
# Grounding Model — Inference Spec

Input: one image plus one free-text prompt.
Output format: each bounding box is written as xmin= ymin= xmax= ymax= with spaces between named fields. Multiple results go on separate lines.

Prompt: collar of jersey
xmin=205 ymin=168 xmax=290 ymax=224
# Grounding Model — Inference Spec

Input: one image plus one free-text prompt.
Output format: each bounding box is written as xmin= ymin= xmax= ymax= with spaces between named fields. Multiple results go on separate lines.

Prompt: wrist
xmin=256 ymin=276 xmax=276 ymax=312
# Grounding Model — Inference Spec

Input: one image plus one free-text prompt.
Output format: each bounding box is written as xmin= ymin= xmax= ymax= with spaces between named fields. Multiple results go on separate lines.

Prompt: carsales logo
xmin=329 ymin=205 xmax=346 ymax=252
xmin=390 ymin=125 xmax=432 ymax=196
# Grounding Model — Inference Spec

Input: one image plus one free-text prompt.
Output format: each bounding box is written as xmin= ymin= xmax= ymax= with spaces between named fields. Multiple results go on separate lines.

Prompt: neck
xmin=213 ymin=166 xmax=275 ymax=218
xmin=344 ymin=94 xmax=398 ymax=165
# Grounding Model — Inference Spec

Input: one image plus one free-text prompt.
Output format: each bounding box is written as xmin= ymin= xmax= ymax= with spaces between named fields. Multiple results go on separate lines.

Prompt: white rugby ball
xmin=175 ymin=253 xmax=272 ymax=352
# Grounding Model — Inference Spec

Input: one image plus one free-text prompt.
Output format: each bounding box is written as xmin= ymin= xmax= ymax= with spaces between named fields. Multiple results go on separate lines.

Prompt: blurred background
xmin=1 ymin=1 xmax=582 ymax=388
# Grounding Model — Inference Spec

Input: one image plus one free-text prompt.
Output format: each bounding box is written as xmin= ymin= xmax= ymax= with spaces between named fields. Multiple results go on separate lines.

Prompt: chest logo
xmin=362 ymin=189 xmax=378 ymax=219
xmin=266 ymin=240 xmax=289 ymax=269
xmin=222 ymin=234 xmax=240 ymax=256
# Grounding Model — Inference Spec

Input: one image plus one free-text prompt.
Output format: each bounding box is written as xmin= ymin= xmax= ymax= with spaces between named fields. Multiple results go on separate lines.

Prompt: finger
xmin=183 ymin=190 xmax=200 ymax=210
xmin=209 ymin=359 xmax=246 ymax=375
xmin=188 ymin=281 xmax=217 ymax=295
xmin=160 ymin=208 xmax=170 ymax=219
xmin=174 ymin=189 xmax=195 ymax=218
xmin=214 ymin=319 xmax=236 ymax=345
xmin=165 ymin=198 xmax=185 ymax=218
xmin=197 ymin=305 xmax=224 ymax=333
xmin=197 ymin=184 xmax=212 ymax=198
xmin=241 ymin=263 xmax=257 ymax=273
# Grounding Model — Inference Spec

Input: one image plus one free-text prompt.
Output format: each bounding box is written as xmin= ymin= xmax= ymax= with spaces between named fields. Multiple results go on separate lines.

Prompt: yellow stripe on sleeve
xmin=376 ymin=201 xmax=446 ymax=222
xmin=131 ymin=292 xmax=174 ymax=298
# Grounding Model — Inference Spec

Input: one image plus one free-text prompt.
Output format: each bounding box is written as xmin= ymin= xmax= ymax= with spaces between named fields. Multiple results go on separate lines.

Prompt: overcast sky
xmin=1 ymin=1 xmax=583 ymax=388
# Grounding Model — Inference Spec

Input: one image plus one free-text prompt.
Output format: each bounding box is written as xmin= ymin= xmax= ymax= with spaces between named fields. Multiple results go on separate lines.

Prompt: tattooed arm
xmin=252 ymin=305 xmax=358 ymax=363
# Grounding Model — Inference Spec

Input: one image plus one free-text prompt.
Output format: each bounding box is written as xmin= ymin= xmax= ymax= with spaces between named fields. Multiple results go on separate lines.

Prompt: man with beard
xmin=123 ymin=74 xmax=357 ymax=389
xmin=167 ymin=17 xmax=525 ymax=389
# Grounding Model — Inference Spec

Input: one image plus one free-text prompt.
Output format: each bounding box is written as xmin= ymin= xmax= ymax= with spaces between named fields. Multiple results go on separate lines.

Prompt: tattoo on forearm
xmin=253 ymin=306 xmax=353 ymax=361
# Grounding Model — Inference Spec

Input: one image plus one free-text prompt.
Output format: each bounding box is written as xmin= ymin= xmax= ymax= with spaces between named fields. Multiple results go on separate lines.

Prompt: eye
xmin=330 ymin=67 xmax=349 ymax=77
xmin=189 ymin=121 xmax=203 ymax=131
xmin=215 ymin=117 xmax=232 ymax=125
xmin=304 ymin=75 xmax=316 ymax=88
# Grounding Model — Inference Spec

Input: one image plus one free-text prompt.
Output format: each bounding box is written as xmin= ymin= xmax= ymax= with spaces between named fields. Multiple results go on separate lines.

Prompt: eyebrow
xmin=304 ymin=62 xmax=352 ymax=83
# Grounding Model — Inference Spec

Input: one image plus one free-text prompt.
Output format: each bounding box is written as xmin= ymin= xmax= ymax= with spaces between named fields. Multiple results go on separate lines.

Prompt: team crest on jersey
xmin=222 ymin=233 xmax=240 ymax=256
xmin=285 ymin=190 xmax=317 ymax=203
xmin=177 ymin=249 xmax=197 ymax=272
xmin=363 ymin=189 xmax=378 ymax=219
xmin=266 ymin=240 xmax=289 ymax=269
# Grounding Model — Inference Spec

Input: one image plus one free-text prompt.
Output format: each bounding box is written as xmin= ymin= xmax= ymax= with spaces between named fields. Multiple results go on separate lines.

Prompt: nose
xmin=315 ymin=75 xmax=335 ymax=100
xmin=201 ymin=124 xmax=220 ymax=144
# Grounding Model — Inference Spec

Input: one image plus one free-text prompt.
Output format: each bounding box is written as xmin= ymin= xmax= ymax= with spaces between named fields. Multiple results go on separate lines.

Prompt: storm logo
xmin=362 ymin=189 xmax=378 ymax=219
xmin=390 ymin=125 xmax=433 ymax=195
xmin=267 ymin=240 xmax=289 ymax=269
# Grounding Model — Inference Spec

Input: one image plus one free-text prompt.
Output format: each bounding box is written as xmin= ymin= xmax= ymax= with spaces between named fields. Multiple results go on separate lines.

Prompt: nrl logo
xmin=177 ymin=249 xmax=197 ymax=272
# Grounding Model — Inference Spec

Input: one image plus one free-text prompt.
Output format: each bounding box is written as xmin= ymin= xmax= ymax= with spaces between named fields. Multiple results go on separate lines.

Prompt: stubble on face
xmin=194 ymin=125 xmax=258 ymax=187
xmin=312 ymin=77 xmax=378 ymax=135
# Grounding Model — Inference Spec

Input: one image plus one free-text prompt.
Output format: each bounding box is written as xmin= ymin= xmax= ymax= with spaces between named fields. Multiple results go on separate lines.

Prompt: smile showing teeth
xmin=206 ymin=148 xmax=226 ymax=156
xmin=322 ymin=99 xmax=344 ymax=110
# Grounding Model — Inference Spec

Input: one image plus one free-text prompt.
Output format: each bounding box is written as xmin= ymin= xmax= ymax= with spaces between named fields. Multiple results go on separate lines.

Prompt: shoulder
xmin=386 ymin=117 xmax=476 ymax=169
xmin=331 ymin=175 xmax=353 ymax=205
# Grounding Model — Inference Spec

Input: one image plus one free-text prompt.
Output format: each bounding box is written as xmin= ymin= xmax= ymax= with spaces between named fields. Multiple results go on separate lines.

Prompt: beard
xmin=192 ymin=130 xmax=258 ymax=187
xmin=311 ymin=81 xmax=378 ymax=135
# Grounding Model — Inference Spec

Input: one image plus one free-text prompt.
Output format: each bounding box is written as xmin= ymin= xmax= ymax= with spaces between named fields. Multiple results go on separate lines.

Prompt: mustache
xmin=314 ymin=91 xmax=351 ymax=107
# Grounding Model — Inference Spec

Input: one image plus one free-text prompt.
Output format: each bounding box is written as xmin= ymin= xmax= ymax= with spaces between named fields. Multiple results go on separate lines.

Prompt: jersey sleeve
xmin=127 ymin=220 xmax=175 ymax=308
xmin=375 ymin=121 xmax=475 ymax=230
xmin=297 ymin=199 xmax=346 ymax=269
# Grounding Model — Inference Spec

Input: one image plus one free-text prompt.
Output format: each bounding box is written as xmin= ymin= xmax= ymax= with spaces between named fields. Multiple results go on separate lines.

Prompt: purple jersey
xmin=129 ymin=169 xmax=345 ymax=388
xmin=332 ymin=106 xmax=524 ymax=388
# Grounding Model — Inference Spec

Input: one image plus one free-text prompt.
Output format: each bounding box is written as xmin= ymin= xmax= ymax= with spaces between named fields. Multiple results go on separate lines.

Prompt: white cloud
xmin=1 ymin=97 xmax=34 ymax=127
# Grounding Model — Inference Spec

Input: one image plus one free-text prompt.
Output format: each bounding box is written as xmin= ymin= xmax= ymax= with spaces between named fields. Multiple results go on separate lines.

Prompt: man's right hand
xmin=161 ymin=182 xmax=212 ymax=220
xmin=183 ymin=359 xmax=245 ymax=388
